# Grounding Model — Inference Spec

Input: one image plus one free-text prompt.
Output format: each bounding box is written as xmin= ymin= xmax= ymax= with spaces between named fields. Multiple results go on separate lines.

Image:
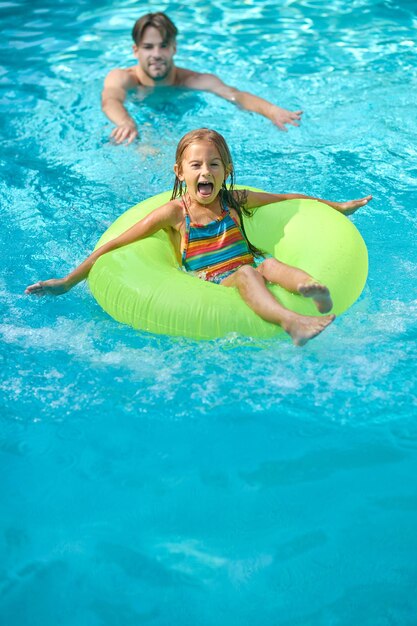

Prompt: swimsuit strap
xmin=181 ymin=197 xmax=191 ymax=265
xmin=222 ymin=197 xmax=242 ymax=229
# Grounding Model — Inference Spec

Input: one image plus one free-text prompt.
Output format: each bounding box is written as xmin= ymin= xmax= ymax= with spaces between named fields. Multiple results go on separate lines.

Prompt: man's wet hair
xmin=132 ymin=13 xmax=178 ymax=46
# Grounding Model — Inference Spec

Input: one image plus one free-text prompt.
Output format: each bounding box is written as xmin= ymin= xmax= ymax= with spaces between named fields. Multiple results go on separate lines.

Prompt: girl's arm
xmin=242 ymin=190 xmax=372 ymax=216
xmin=25 ymin=202 xmax=181 ymax=297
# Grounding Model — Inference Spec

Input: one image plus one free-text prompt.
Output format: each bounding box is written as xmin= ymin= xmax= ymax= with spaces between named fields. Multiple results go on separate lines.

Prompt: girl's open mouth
xmin=197 ymin=182 xmax=214 ymax=197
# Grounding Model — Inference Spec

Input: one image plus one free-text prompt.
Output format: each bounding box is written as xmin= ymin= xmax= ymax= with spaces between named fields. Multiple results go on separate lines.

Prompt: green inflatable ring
xmin=88 ymin=189 xmax=368 ymax=340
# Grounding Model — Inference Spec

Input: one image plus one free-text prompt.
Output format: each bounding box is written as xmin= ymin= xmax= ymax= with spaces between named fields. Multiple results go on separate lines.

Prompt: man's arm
xmin=183 ymin=72 xmax=303 ymax=131
xmin=101 ymin=69 xmax=139 ymax=144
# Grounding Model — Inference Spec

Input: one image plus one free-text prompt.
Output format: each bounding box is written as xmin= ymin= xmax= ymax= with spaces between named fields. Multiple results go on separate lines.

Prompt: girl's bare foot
xmin=298 ymin=281 xmax=333 ymax=313
xmin=284 ymin=313 xmax=335 ymax=346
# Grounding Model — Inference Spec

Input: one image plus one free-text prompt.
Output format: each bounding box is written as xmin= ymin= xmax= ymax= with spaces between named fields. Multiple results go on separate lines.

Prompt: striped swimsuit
xmin=182 ymin=198 xmax=255 ymax=284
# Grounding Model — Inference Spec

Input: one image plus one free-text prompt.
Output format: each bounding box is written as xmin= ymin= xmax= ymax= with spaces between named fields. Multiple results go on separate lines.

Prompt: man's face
xmin=133 ymin=26 xmax=176 ymax=81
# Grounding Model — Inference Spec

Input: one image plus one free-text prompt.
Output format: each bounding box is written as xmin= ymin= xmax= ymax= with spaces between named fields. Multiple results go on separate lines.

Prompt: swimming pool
xmin=1 ymin=0 xmax=417 ymax=623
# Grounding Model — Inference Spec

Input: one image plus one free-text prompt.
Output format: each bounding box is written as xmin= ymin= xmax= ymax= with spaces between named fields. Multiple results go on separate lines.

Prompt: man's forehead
xmin=140 ymin=26 xmax=170 ymax=45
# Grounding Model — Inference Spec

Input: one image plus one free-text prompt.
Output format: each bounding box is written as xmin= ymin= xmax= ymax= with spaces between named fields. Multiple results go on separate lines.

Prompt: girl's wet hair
xmin=171 ymin=128 xmax=262 ymax=257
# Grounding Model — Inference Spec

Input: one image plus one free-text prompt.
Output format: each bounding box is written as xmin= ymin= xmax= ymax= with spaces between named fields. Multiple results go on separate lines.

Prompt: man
xmin=102 ymin=13 xmax=303 ymax=144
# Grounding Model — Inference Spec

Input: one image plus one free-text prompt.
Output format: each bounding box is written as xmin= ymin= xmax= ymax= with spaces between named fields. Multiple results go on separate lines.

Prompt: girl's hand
xmin=333 ymin=195 xmax=373 ymax=216
xmin=25 ymin=278 xmax=71 ymax=296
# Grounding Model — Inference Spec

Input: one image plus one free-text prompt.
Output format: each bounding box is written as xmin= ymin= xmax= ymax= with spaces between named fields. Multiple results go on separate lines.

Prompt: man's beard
xmin=144 ymin=60 xmax=172 ymax=81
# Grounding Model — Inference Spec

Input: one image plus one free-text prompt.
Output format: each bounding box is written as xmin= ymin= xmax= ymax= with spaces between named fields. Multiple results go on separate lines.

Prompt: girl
xmin=25 ymin=128 xmax=372 ymax=345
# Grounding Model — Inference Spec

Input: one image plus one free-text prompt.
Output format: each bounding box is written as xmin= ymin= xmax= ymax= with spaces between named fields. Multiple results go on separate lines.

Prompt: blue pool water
xmin=1 ymin=0 xmax=417 ymax=623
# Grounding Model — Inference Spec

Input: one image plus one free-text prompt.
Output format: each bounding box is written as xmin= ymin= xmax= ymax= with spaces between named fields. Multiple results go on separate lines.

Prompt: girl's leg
xmin=221 ymin=265 xmax=334 ymax=346
xmin=256 ymin=258 xmax=333 ymax=313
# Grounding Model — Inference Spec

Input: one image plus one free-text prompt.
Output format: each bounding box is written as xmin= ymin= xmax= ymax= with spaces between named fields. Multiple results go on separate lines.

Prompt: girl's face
xmin=174 ymin=140 xmax=231 ymax=205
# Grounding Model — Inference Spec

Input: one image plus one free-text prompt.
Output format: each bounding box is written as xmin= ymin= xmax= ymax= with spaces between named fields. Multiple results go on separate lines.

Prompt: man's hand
xmin=110 ymin=122 xmax=139 ymax=145
xmin=269 ymin=105 xmax=303 ymax=131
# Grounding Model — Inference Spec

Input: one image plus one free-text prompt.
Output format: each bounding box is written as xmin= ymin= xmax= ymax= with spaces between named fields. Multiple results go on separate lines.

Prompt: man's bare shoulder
xmin=175 ymin=67 xmax=218 ymax=88
xmin=175 ymin=69 xmax=233 ymax=97
xmin=103 ymin=67 xmax=139 ymax=90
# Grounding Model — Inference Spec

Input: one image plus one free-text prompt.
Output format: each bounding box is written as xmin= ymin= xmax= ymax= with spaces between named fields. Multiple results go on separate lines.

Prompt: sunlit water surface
xmin=1 ymin=0 xmax=417 ymax=624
